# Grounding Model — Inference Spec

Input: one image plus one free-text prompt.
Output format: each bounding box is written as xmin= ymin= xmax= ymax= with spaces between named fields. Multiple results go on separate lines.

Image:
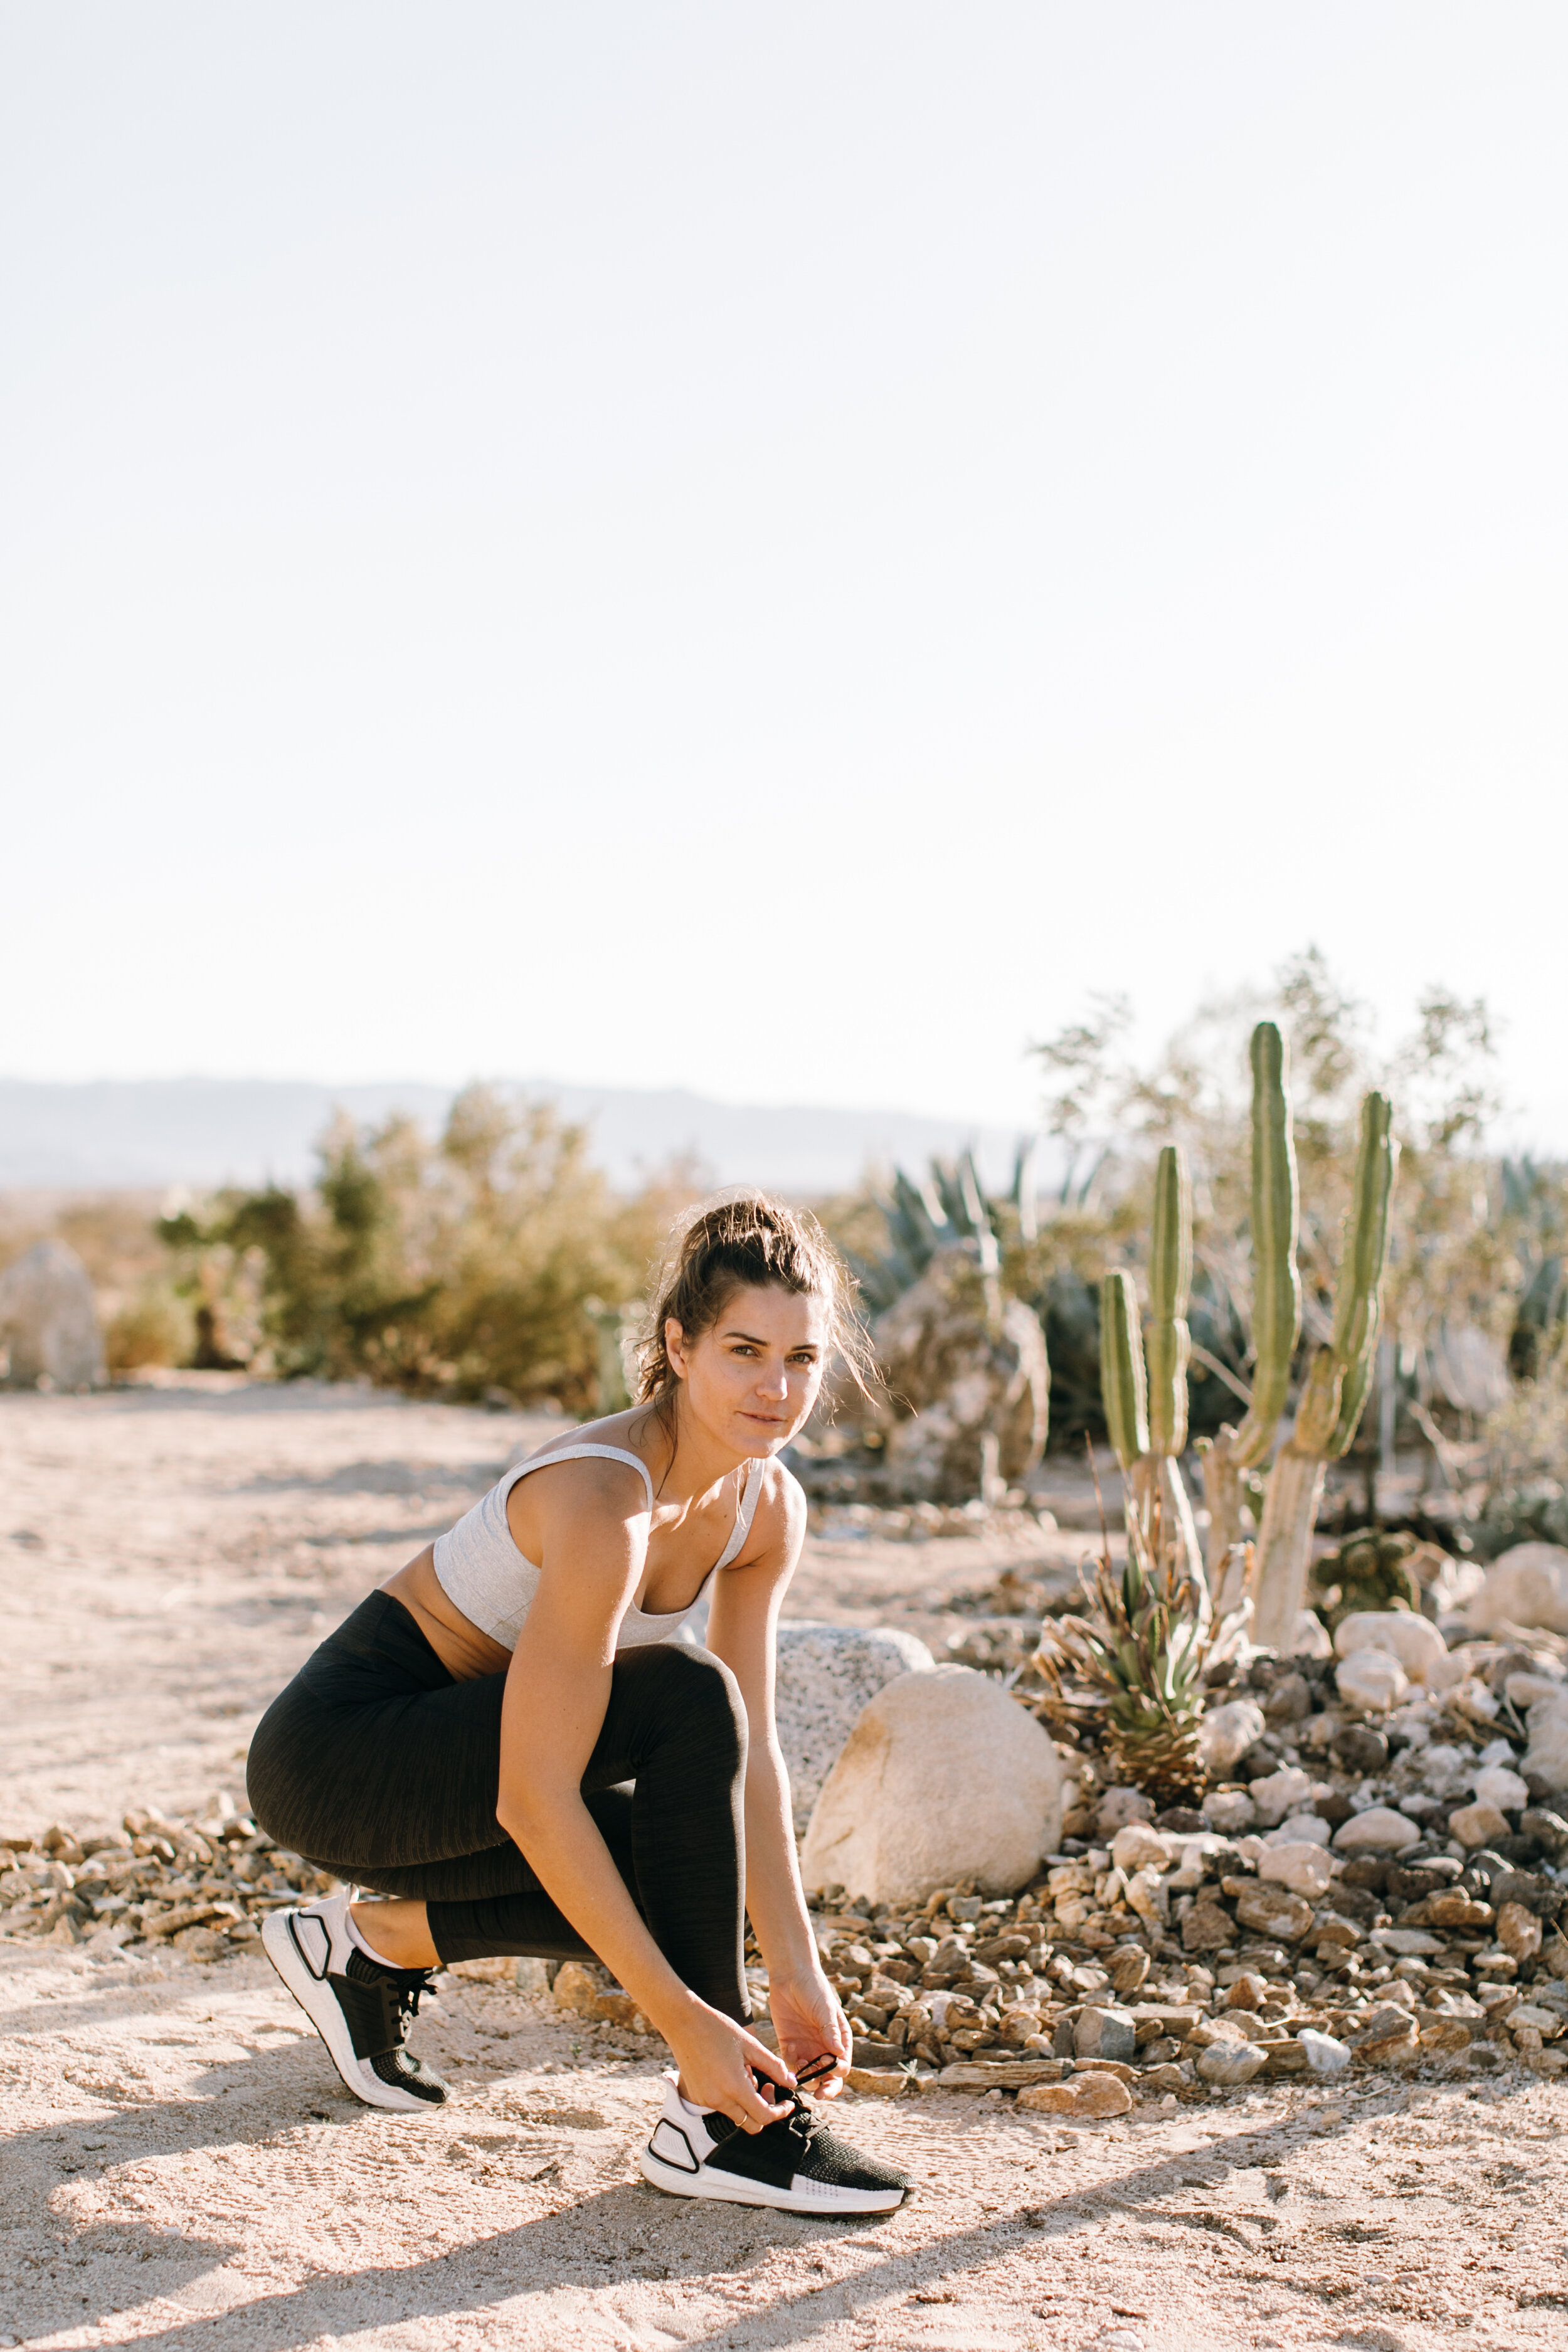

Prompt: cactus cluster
xmin=1099 ymin=1021 xmax=1397 ymax=1654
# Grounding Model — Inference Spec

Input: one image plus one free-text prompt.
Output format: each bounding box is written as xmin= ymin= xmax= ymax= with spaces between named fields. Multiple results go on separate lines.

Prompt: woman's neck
xmin=633 ymin=1399 xmax=755 ymax=1508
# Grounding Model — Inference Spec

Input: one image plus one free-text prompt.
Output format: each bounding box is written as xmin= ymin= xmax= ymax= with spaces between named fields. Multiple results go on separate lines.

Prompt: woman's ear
xmin=664 ymin=1317 xmax=688 ymax=1380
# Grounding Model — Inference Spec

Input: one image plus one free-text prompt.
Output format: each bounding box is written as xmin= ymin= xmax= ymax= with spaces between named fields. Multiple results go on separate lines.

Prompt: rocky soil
xmin=4 ymin=1382 xmax=1568 ymax=2351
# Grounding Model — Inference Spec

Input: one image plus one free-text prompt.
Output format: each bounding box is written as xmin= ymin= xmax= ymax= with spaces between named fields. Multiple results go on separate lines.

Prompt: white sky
xmin=3 ymin=4 xmax=1565 ymax=1143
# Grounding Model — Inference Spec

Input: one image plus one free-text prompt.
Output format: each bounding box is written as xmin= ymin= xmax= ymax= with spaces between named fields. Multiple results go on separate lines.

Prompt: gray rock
xmin=801 ymin=1663 xmax=1064 ymax=1909
xmin=1195 ymin=2038 xmax=1267 ymax=2084
xmin=1296 ymin=2026 xmax=1350 ymax=2077
xmin=1074 ymin=2003 xmax=1136 ymax=2062
xmin=0 ymin=1241 xmax=104 ymax=1390
xmin=771 ymin=1622 xmax=935 ymax=1834
xmin=1197 ymin=1699 xmax=1266 ymax=1776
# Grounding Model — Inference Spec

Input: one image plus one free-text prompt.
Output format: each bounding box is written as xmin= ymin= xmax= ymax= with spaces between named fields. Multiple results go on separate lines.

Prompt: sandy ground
xmin=4 ymin=1382 xmax=1568 ymax=2352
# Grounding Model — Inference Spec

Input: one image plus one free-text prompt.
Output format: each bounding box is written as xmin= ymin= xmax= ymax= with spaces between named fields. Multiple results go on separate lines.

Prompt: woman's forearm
xmin=740 ymin=1742 xmax=822 ymax=1984
xmin=497 ymin=1789 xmax=697 ymax=2038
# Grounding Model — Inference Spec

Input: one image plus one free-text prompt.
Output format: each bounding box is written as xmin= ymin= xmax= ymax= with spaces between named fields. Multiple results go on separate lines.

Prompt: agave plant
xmin=1034 ymin=1478 xmax=1251 ymax=1805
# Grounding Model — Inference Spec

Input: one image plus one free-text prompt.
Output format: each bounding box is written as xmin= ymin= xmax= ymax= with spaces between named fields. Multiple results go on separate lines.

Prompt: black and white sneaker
xmin=639 ymin=2072 xmax=909 ymax=2214
xmin=261 ymin=1890 xmax=449 ymax=2114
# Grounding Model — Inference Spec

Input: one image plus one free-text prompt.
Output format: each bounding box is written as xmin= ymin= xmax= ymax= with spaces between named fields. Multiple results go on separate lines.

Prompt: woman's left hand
xmin=767 ymin=1969 xmax=852 ymax=2100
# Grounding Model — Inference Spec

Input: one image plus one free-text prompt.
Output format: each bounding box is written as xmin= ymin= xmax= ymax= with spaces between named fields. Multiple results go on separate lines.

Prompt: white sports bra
xmin=430 ymin=1443 xmax=765 ymax=1654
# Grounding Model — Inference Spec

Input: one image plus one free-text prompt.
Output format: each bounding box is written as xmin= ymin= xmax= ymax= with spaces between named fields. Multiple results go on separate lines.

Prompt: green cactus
xmin=1145 ymin=1145 xmax=1192 ymax=1456
xmin=1098 ymin=1152 xmax=1203 ymax=1591
xmin=1232 ymin=1023 xmax=1301 ymax=1466
xmin=1327 ymin=1091 xmax=1396 ymax=1457
xmin=1250 ymin=1089 xmax=1398 ymax=1649
xmin=1099 ymin=1268 xmax=1148 ymax=1468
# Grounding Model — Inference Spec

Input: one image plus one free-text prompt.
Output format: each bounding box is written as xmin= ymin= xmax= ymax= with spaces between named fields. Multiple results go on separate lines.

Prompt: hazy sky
xmin=4 ymin=4 xmax=1565 ymax=1142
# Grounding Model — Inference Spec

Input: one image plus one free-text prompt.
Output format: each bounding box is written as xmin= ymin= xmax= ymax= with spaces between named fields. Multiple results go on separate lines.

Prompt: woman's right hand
xmin=665 ymin=1996 xmax=796 ymax=2132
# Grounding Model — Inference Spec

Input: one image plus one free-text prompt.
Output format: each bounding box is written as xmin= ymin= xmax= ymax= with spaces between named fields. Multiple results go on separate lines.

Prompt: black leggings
xmin=246 ymin=1591 xmax=750 ymax=2022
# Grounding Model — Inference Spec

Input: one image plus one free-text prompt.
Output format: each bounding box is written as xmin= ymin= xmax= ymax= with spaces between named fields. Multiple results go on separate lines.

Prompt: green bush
xmin=159 ymin=1087 xmax=689 ymax=1409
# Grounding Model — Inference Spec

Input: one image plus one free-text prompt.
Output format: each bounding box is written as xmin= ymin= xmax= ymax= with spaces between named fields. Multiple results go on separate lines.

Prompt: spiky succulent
xmin=1035 ymin=1509 xmax=1250 ymax=1806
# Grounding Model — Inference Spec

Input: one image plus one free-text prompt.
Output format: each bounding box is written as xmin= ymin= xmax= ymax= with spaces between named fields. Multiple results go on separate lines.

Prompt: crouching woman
xmin=245 ymin=1194 xmax=908 ymax=2215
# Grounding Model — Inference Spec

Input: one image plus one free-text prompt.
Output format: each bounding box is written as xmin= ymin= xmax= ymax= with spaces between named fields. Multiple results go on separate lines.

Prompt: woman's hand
xmin=768 ymin=1968 xmax=852 ymax=2100
xmin=666 ymin=1996 xmax=797 ymax=2132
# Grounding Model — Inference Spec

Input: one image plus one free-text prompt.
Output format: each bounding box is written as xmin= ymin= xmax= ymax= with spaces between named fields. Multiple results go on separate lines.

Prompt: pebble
xmin=1333 ymin=1806 xmax=1423 ymax=1853
xmin=1448 ymin=1800 xmax=1512 ymax=1848
xmin=1335 ymin=1649 xmax=1409 ymax=1710
xmin=0 ymin=1809 xmax=332 ymax=1957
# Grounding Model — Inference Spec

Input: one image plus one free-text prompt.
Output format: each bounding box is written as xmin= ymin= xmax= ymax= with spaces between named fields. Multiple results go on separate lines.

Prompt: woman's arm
xmin=706 ymin=1468 xmax=853 ymax=2097
xmin=495 ymin=1458 xmax=792 ymax=2133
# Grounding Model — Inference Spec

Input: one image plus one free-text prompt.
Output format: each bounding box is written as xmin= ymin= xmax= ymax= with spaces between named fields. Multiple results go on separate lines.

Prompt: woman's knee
xmin=625 ymin=1642 xmax=748 ymax=1762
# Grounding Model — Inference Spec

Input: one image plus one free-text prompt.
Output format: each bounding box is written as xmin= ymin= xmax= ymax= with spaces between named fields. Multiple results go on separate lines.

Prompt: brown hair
xmin=634 ymin=1191 xmax=872 ymax=1441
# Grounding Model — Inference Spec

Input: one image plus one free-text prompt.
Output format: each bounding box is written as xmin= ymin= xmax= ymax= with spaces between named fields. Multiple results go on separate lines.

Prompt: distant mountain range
xmin=0 ymin=1078 xmax=1030 ymax=1198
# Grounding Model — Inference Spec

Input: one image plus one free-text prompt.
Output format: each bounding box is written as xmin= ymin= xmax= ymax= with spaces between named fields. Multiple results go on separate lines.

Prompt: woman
xmin=247 ymin=1195 xmax=908 ymax=2216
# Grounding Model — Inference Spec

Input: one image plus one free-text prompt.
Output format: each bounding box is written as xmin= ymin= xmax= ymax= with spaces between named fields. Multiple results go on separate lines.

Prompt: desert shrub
xmin=105 ymin=1281 xmax=196 ymax=1371
xmin=159 ymin=1087 xmax=696 ymax=1408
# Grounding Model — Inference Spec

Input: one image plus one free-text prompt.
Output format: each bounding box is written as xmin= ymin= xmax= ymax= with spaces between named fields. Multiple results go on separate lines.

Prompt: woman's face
xmin=666 ymin=1283 xmax=829 ymax=1458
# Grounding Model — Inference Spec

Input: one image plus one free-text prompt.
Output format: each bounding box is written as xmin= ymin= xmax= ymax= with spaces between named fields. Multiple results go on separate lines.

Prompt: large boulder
xmin=1467 ymin=1545 xmax=1568 ymax=1637
xmin=800 ymin=1663 xmax=1064 ymax=1909
xmin=870 ymin=1241 xmax=1048 ymax=1501
xmin=773 ymin=1623 xmax=935 ymax=1835
xmin=0 ymin=1242 xmax=104 ymax=1389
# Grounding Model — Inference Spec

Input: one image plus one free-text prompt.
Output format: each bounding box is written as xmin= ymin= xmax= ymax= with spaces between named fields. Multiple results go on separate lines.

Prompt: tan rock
xmin=1257 ymin=1841 xmax=1333 ymax=1899
xmin=936 ymin=2059 xmax=1064 ymax=2088
xmin=1417 ymin=2020 xmax=1473 ymax=2055
xmin=1230 ymin=1882 xmax=1314 ymax=1941
xmin=1448 ymin=1800 xmax=1512 ymax=1848
xmin=1496 ymin=1900 xmax=1544 ymax=1962
xmin=801 ymin=1665 xmax=1064 ymax=1909
xmin=844 ymin=2068 xmax=908 ymax=2095
xmin=1416 ymin=1890 xmax=1493 ymax=1929
xmin=1017 ymin=2073 xmax=1132 ymax=2118
xmin=1181 ymin=1901 xmax=1234 ymax=1952
xmin=1353 ymin=2005 xmax=1421 ymax=2064
xmin=552 ymin=1961 xmax=652 ymax=2034
xmin=1333 ymin=1806 xmax=1422 ymax=1853
xmin=1195 ymin=2040 xmax=1266 ymax=2084
xmin=1130 ymin=2003 xmax=1201 ymax=2043
xmin=1073 ymin=2058 xmax=1136 ymax=2084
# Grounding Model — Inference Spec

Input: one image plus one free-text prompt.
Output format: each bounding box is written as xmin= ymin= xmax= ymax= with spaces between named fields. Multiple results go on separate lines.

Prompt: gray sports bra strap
xmin=712 ymin=1458 xmax=765 ymax=1572
xmin=506 ymin=1443 xmax=656 ymax=1515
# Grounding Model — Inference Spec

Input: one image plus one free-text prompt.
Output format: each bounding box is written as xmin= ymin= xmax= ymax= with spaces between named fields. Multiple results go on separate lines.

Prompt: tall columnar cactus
xmin=1197 ymin=1025 xmax=1301 ymax=1582
xmin=1098 ymin=1147 xmax=1203 ymax=1589
xmin=1104 ymin=1022 xmax=1397 ymax=1664
xmin=1099 ymin=1269 xmax=1148 ymax=1467
xmin=1249 ymin=1091 xmax=1397 ymax=1648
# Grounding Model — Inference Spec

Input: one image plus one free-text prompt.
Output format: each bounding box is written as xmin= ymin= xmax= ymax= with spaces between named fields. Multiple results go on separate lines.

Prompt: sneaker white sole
xmin=260 ymin=1907 xmax=439 ymax=2115
xmin=638 ymin=2144 xmax=904 ymax=2213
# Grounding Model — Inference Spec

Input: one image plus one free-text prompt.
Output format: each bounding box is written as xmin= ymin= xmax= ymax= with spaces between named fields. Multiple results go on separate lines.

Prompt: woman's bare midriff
xmin=382 ymin=1547 xmax=514 ymax=1683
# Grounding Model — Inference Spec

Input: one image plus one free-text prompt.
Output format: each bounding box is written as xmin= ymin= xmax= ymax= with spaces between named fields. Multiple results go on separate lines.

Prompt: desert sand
xmin=3 ymin=1381 xmax=1567 ymax=2352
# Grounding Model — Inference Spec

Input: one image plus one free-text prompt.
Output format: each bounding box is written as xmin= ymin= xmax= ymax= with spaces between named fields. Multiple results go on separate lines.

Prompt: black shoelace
xmin=386 ymin=1967 xmax=433 ymax=2043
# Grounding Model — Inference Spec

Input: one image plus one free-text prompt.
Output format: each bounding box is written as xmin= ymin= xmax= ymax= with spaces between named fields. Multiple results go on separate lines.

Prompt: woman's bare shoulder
xmin=744 ymin=1454 xmax=807 ymax=1554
